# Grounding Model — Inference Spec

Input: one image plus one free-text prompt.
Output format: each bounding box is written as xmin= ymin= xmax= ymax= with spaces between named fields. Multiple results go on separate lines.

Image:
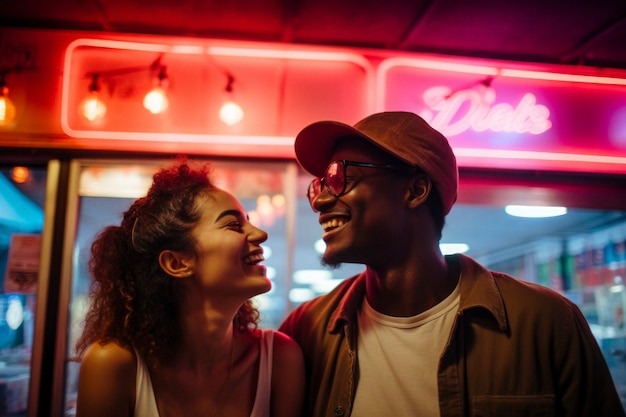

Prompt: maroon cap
xmin=294 ymin=111 xmax=458 ymax=215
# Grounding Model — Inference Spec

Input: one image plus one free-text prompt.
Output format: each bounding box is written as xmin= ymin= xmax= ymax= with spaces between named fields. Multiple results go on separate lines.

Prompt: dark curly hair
xmin=75 ymin=159 xmax=260 ymax=366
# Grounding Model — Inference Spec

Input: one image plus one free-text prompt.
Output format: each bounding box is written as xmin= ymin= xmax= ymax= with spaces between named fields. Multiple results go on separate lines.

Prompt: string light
xmin=78 ymin=55 xmax=170 ymax=121
xmin=79 ymin=74 xmax=107 ymax=122
xmin=143 ymin=65 xmax=169 ymax=114
xmin=0 ymin=72 xmax=16 ymax=125
xmin=219 ymin=74 xmax=244 ymax=126
xmin=75 ymin=57 xmax=246 ymax=123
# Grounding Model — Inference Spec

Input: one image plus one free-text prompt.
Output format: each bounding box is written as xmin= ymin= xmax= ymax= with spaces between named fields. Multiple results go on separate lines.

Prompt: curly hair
xmin=75 ymin=159 xmax=261 ymax=366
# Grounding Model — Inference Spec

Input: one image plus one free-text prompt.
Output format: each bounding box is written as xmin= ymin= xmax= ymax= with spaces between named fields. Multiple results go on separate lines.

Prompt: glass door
xmin=62 ymin=158 xmax=297 ymax=415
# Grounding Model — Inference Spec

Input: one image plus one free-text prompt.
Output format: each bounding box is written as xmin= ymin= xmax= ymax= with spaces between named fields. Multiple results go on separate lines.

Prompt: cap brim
xmin=294 ymin=120 xmax=372 ymax=177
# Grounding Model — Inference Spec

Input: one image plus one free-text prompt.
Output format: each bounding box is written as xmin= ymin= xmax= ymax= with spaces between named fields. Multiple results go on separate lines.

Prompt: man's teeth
xmin=322 ymin=218 xmax=347 ymax=232
xmin=243 ymin=253 xmax=264 ymax=265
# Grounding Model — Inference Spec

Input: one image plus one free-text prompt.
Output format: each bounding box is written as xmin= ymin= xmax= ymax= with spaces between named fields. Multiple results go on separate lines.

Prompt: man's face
xmin=312 ymin=138 xmax=413 ymax=268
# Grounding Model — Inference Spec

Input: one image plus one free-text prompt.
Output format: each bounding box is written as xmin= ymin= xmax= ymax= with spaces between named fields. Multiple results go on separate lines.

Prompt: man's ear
xmin=406 ymin=174 xmax=432 ymax=209
xmin=159 ymin=250 xmax=193 ymax=279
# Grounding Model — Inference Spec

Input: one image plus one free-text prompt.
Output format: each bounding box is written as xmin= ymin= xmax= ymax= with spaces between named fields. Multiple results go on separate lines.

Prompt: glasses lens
xmin=325 ymin=161 xmax=345 ymax=196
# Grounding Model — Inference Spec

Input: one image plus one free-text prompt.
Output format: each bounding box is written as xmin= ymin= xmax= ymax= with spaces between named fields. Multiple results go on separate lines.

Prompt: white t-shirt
xmin=352 ymin=281 xmax=460 ymax=416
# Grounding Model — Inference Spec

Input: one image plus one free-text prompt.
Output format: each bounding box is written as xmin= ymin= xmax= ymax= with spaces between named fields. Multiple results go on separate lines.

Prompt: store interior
xmin=1 ymin=158 xmax=626 ymax=413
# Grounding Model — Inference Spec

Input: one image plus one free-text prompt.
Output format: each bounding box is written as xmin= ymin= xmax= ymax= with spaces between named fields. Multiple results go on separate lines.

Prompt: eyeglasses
xmin=307 ymin=160 xmax=411 ymax=211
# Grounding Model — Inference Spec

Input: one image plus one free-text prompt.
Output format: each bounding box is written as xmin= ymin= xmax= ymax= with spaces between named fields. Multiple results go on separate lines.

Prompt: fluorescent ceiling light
xmin=505 ymin=205 xmax=567 ymax=218
xmin=289 ymin=288 xmax=316 ymax=303
xmin=440 ymin=243 xmax=470 ymax=255
xmin=293 ymin=269 xmax=332 ymax=284
xmin=312 ymin=279 xmax=345 ymax=294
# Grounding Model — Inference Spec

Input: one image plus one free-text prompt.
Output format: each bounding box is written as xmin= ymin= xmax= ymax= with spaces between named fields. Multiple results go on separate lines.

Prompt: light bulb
xmin=80 ymin=74 xmax=106 ymax=122
xmin=219 ymin=100 xmax=244 ymax=126
xmin=79 ymin=91 xmax=107 ymax=122
xmin=0 ymin=87 xmax=16 ymax=125
xmin=11 ymin=166 xmax=30 ymax=184
xmin=143 ymin=87 xmax=169 ymax=114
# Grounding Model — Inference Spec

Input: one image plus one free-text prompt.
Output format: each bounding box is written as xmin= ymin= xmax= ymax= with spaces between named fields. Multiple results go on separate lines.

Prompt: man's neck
xmin=364 ymin=254 xmax=459 ymax=317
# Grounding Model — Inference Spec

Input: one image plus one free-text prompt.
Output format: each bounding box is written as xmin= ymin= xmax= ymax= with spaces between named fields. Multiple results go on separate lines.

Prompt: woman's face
xmin=186 ymin=189 xmax=271 ymax=299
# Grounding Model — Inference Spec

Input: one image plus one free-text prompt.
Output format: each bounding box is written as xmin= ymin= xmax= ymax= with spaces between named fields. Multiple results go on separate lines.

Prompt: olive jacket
xmin=279 ymin=254 xmax=625 ymax=417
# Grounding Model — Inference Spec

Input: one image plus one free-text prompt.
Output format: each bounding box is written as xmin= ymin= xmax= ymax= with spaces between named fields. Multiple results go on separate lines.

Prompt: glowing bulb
xmin=143 ymin=87 xmax=169 ymax=114
xmin=248 ymin=210 xmax=260 ymax=226
xmin=219 ymin=100 xmax=244 ymax=126
xmin=79 ymin=91 xmax=107 ymax=122
xmin=0 ymin=87 xmax=16 ymax=125
xmin=272 ymin=193 xmax=286 ymax=209
xmin=11 ymin=166 xmax=29 ymax=184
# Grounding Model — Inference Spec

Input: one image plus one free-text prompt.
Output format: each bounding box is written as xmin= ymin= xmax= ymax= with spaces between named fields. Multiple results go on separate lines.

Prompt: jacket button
xmin=334 ymin=406 xmax=344 ymax=416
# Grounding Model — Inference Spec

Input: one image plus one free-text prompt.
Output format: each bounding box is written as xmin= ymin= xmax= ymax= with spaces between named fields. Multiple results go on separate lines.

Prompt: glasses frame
xmin=307 ymin=160 xmax=412 ymax=211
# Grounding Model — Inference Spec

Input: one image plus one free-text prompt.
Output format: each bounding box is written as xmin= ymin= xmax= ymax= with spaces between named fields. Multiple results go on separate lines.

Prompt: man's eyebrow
xmin=215 ymin=209 xmax=244 ymax=222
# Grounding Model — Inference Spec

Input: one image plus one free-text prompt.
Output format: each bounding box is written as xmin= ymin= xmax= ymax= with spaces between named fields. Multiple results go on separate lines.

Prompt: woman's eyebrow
xmin=215 ymin=209 xmax=244 ymax=223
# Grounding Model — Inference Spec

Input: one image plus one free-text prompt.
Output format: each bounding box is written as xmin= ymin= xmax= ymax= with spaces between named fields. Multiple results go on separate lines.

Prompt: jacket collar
xmin=455 ymin=253 xmax=508 ymax=331
xmin=327 ymin=253 xmax=508 ymax=333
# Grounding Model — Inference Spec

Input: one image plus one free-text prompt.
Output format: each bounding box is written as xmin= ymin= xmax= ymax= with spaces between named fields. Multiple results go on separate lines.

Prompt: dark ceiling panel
xmin=97 ymin=0 xmax=286 ymax=38
xmin=1 ymin=0 xmax=626 ymax=70
xmin=0 ymin=0 xmax=107 ymax=31
xmin=288 ymin=0 xmax=429 ymax=47
xmin=400 ymin=0 xmax=626 ymax=67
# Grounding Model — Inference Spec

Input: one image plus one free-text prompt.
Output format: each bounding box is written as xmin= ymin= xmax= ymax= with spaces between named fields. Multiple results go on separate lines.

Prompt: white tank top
xmin=134 ymin=329 xmax=274 ymax=417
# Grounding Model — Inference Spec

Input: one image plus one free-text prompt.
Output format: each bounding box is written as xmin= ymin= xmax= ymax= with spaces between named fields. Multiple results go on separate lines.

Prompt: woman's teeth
xmin=243 ymin=253 xmax=264 ymax=265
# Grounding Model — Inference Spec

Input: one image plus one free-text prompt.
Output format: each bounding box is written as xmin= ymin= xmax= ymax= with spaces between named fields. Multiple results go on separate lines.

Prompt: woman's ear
xmin=159 ymin=250 xmax=193 ymax=279
xmin=406 ymin=174 xmax=432 ymax=209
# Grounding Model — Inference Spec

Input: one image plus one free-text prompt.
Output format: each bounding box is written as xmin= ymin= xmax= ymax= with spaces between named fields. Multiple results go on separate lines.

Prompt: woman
xmin=75 ymin=160 xmax=304 ymax=417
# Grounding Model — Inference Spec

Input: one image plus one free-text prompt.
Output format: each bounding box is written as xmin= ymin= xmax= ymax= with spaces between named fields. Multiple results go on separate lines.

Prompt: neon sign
xmin=50 ymin=36 xmax=626 ymax=173
xmin=419 ymin=86 xmax=552 ymax=137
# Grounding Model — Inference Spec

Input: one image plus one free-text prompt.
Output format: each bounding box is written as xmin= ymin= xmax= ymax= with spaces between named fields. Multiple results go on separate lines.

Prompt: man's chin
xmin=321 ymin=253 xmax=342 ymax=269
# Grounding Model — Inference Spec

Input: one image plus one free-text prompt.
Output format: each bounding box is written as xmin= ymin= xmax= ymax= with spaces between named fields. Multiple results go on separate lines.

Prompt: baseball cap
xmin=294 ymin=111 xmax=458 ymax=215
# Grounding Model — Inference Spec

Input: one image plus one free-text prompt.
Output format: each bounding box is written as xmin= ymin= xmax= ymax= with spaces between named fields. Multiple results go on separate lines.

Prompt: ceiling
xmin=2 ymin=0 xmax=626 ymax=72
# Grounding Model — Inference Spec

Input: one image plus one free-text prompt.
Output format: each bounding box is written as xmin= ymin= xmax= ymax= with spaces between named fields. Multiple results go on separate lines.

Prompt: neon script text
xmin=419 ymin=86 xmax=552 ymax=136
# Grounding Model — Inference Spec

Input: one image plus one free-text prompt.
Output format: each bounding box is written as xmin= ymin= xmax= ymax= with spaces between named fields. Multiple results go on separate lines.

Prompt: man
xmin=279 ymin=111 xmax=624 ymax=417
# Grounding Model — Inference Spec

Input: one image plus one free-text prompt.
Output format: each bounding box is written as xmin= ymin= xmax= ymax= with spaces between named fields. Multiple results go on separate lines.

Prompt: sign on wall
xmin=378 ymin=57 xmax=626 ymax=173
xmin=58 ymin=34 xmax=626 ymax=173
xmin=62 ymin=38 xmax=374 ymax=145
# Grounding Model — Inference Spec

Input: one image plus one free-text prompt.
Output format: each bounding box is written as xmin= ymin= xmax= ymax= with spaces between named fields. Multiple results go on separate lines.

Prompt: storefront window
xmin=0 ymin=166 xmax=46 ymax=417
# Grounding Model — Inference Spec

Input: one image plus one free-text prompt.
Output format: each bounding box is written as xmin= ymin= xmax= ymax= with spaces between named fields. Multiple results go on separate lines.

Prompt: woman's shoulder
xmin=271 ymin=330 xmax=303 ymax=363
xmin=76 ymin=341 xmax=137 ymax=417
xmin=81 ymin=341 xmax=137 ymax=377
xmin=268 ymin=330 xmax=305 ymax=416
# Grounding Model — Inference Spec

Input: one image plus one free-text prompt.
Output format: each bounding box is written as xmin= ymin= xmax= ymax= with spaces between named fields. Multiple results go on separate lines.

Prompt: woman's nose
xmin=248 ymin=223 xmax=268 ymax=244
